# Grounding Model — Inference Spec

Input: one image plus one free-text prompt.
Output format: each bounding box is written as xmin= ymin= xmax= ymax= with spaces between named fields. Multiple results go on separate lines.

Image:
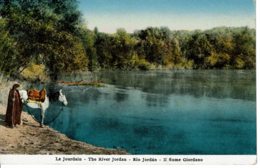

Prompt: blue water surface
xmin=28 ymin=70 xmax=256 ymax=154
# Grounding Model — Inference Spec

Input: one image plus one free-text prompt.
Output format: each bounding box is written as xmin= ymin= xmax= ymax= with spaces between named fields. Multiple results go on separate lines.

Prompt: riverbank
xmin=0 ymin=104 xmax=127 ymax=154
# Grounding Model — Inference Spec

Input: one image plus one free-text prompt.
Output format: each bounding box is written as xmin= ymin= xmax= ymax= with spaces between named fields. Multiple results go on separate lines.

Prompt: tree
xmin=94 ymin=32 xmax=113 ymax=68
xmin=0 ymin=19 xmax=19 ymax=76
xmin=51 ymin=0 xmax=82 ymax=35
xmin=232 ymin=27 xmax=255 ymax=69
xmin=134 ymin=27 xmax=172 ymax=66
xmin=170 ymin=37 xmax=185 ymax=67
xmin=186 ymin=32 xmax=213 ymax=68
xmin=78 ymin=26 xmax=98 ymax=71
xmin=110 ymin=28 xmax=136 ymax=69
xmin=0 ymin=0 xmax=88 ymax=79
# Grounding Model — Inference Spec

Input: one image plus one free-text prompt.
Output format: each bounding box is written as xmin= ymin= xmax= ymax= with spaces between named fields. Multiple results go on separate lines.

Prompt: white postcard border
xmin=0 ymin=155 xmax=257 ymax=165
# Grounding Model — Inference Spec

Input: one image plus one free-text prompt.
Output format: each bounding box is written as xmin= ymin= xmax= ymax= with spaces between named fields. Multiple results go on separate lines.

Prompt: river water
xmin=27 ymin=70 xmax=256 ymax=154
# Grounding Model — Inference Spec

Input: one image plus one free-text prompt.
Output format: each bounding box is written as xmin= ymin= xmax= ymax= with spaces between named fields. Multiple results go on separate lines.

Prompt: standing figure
xmin=5 ymin=83 xmax=23 ymax=128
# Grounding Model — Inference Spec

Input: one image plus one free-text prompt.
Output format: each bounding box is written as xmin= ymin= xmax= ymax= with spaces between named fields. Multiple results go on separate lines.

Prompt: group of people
xmin=5 ymin=83 xmax=23 ymax=128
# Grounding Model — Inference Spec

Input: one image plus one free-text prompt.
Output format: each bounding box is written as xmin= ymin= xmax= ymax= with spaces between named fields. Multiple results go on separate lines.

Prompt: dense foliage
xmin=92 ymin=27 xmax=255 ymax=70
xmin=0 ymin=0 xmax=87 ymax=79
xmin=0 ymin=0 xmax=256 ymax=80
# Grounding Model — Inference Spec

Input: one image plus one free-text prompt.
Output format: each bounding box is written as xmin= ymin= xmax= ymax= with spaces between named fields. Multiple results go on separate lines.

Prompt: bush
xmin=129 ymin=54 xmax=151 ymax=71
xmin=137 ymin=61 xmax=151 ymax=71
xmin=20 ymin=63 xmax=49 ymax=82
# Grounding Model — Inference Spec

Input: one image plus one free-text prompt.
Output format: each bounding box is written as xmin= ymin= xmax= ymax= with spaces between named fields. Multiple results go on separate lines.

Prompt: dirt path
xmin=0 ymin=104 xmax=127 ymax=154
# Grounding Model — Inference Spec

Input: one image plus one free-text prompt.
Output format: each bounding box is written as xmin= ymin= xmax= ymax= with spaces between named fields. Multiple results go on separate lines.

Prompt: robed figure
xmin=5 ymin=83 xmax=23 ymax=127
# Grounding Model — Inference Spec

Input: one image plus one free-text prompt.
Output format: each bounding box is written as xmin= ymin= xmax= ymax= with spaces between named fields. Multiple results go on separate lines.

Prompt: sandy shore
xmin=0 ymin=104 xmax=127 ymax=154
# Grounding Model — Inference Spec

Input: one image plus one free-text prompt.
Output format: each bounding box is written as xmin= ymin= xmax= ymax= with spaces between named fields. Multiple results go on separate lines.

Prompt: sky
xmin=78 ymin=0 xmax=256 ymax=33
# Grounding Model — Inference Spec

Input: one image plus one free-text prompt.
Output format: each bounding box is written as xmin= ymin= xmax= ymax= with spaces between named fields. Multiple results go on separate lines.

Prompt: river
xmin=26 ymin=70 xmax=256 ymax=154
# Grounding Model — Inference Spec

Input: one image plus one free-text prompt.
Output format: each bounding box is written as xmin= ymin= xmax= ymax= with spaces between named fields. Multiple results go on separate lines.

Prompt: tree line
xmin=92 ymin=26 xmax=255 ymax=70
xmin=0 ymin=0 xmax=256 ymax=80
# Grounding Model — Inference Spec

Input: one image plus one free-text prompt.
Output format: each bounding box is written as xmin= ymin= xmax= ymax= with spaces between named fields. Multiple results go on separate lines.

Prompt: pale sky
xmin=78 ymin=0 xmax=256 ymax=33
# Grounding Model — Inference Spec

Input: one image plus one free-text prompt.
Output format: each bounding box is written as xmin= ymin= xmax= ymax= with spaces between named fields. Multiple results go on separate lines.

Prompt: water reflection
xmin=93 ymin=70 xmax=255 ymax=101
xmin=114 ymin=91 xmax=128 ymax=103
xmin=143 ymin=94 xmax=169 ymax=107
xmin=58 ymin=70 xmax=255 ymax=107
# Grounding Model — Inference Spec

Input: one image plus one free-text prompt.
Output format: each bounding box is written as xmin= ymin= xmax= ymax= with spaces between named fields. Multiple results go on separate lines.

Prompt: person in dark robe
xmin=5 ymin=83 xmax=23 ymax=128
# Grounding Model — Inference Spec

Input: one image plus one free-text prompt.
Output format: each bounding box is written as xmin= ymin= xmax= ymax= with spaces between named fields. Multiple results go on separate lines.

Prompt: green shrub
xmin=20 ymin=63 xmax=49 ymax=82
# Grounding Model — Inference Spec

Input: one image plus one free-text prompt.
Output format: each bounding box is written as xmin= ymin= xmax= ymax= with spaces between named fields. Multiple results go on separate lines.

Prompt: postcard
xmin=0 ymin=0 xmax=257 ymax=165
